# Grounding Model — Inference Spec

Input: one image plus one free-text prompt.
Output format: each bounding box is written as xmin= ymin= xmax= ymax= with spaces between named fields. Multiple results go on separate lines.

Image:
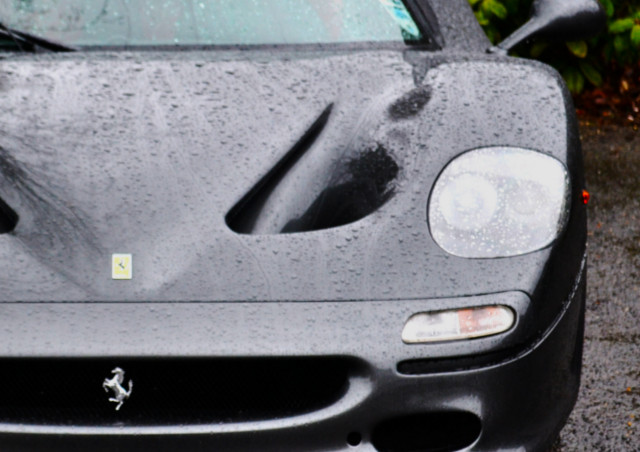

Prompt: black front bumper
xmin=0 ymin=260 xmax=585 ymax=452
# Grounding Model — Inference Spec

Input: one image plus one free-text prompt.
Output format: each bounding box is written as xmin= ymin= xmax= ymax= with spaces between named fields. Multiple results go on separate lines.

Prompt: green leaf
xmin=480 ymin=0 xmax=491 ymax=15
xmin=566 ymin=40 xmax=588 ymax=58
xmin=614 ymin=34 xmax=628 ymax=55
xmin=563 ymin=68 xmax=585 ymax=94
xmin=486 ymin=0 xmax=508 ymax=19
xmin=631 ymin=25 xmax=640 ymax=48
xmin=609 ymin=18 xmax=635 ymax=34
xmin=600 ymin=0 xmax=614 ymax=18
xmin=468 ymin=0 xmax=482 ymax=6
xmin=474 ymin=10 xmax=490 ymax=26
xmin=502 ymin=0 xmax=519 ymax=15
xmin=579 ymin=60 xmax=602 ymax=86
xmin=603 ymin=41 xmax=614 ymax=62
xmin=485 ymin=26 xmax=499 ymax=44
xmin=529 ymin=41 xmax=549 ymax=58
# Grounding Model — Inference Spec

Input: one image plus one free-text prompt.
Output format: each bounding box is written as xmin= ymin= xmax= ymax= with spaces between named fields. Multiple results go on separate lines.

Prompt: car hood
xmin=0 ymin=49 xmax=571 ymax=302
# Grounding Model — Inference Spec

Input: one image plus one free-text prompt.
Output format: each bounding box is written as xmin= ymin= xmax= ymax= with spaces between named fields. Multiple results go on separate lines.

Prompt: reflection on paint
xmin=5 ymin=0 xmax=425 ymax=46
xmin=378 ymin=0 xmax=421 ymax=38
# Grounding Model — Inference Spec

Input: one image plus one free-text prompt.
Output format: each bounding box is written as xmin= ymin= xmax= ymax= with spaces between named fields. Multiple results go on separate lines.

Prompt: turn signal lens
xmin=402 ymin=306 xmax=515 ymax=344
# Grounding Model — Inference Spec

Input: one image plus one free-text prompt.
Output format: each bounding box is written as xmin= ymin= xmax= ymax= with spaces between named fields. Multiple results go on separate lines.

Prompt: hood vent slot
xmin=226 ymin=104 xmax=333 ymax=234
xmin=226 ymin=104 xmax=399 ymax=235
xmin=280 ymin=143 xmax=398 ymax=233
xmin=0 ymin=197 xmax=18 ymax=233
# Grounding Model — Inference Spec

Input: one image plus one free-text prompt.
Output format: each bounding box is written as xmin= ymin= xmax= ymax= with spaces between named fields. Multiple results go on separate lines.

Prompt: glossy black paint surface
xmin=0 ymin=51 xmax=580 ymax=304
xmin=0 ymin=0 xmax=587 ymax=451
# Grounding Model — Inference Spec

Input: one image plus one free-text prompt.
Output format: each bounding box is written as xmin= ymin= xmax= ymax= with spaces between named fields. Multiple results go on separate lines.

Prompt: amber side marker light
xmin=402 ymin=306 xmax=515 ymax=344
xmin=582 ymin=190 xmax=590 ymax=205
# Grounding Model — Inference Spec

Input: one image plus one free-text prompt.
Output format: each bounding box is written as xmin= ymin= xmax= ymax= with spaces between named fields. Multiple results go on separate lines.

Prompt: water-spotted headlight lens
xmin=429 ymin=147 xmax=570 ymax=258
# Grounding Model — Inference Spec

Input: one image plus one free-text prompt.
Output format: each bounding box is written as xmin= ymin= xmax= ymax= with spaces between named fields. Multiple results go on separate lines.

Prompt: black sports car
xmin=0 ymin=0 xmax=603 ymax=451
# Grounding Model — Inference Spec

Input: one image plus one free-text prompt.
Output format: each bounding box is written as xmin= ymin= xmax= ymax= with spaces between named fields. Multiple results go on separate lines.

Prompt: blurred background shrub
xmin=468 ymin=0 xmax=640 ymax=124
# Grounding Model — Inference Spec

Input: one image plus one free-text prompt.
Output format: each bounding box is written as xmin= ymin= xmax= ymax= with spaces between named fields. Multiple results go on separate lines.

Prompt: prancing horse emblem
xmin=102 ymin=367 xmax=133 ymax=411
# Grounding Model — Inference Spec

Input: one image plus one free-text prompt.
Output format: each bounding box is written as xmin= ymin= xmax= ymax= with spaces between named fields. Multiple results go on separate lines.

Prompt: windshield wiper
xmin=0 ymin=21 xmax=76 ymax=52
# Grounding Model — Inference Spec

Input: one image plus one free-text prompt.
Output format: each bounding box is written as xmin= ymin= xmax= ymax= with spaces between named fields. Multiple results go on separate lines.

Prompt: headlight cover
xmin=429 ymin=147 xmax=570 ymax=258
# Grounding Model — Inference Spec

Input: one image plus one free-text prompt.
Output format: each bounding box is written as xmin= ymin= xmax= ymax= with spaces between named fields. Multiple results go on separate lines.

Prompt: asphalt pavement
xmin=552 ymin=123 xmax=640 ymax=451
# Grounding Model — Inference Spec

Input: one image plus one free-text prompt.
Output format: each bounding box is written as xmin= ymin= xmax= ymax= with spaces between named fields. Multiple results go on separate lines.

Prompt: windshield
xmin=1 ymin=0 xmax=428 ymax=48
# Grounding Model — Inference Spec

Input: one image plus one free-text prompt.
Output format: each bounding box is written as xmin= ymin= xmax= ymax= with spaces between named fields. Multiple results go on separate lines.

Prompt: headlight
xmin=428 ymin=147 xmax=570 ymax=258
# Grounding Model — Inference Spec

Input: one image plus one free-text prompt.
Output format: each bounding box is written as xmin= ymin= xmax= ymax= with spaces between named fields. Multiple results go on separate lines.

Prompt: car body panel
xmin=0 ymin=1 xmax=587 ymax=451
xmin=0 ymin=267 xmax=586 ymax=452
xmin=0 ymin=52 xmax=581 ymax=304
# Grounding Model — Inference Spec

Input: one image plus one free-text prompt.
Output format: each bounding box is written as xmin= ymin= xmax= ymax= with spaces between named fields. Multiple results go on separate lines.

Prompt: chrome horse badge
xmin=103 ymin=367 xmax=133 ymax=411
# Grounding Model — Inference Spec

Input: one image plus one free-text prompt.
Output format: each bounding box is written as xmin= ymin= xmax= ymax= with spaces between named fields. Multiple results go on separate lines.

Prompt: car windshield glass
xmin=0 ymin=0 xmax=428 ymax=48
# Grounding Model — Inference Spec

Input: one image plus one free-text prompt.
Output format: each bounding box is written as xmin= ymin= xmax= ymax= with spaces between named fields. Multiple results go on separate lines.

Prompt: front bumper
xmin=0 ymin=260 xmax=585 ymax=452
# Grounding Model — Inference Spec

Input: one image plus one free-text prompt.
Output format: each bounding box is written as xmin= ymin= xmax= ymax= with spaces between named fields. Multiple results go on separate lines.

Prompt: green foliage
xmin=468 ymin=0 xmax=640 ymax=94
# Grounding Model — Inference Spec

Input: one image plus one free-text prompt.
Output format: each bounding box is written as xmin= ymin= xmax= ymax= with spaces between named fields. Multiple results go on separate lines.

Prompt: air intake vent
xmin=0 ymin=197 xmax=18 ymax=233
xmin=225 ymin=103 xmax=400 ymax=235
xmin=0 ymin=357 xmax=351 ymax=426
xmin=372 ymin=412 xmax=482 ymax=452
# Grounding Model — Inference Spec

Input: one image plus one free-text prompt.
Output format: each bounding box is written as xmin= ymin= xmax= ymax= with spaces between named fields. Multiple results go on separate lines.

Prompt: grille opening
xmin=0 ymin=357 xmax=353 ymax=426
xmin=372 ymin=412 xmax=481 ymax=452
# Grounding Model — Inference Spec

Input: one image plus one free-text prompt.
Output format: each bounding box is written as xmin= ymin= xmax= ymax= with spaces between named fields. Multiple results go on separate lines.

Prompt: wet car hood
xmin=0 ymin=49 xmax=573 ymax=302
